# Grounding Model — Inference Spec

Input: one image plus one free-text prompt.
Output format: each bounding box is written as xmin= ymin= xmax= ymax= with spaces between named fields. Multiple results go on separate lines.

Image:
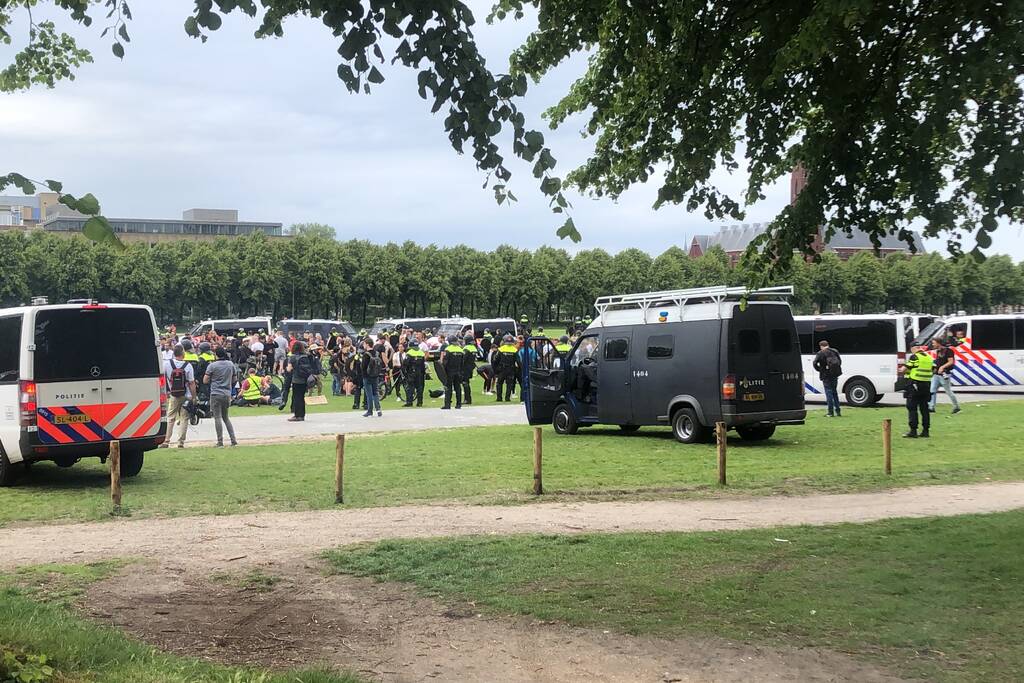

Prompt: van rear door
xmin=32 ymin=307 xmax=161 ymax=445
xmin=725 ymin=305 xmax=803 ymax=417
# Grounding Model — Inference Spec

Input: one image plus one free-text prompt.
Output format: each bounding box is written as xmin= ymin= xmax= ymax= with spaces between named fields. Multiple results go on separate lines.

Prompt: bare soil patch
xmin=80 ymin=560 xmax=906 ymax=683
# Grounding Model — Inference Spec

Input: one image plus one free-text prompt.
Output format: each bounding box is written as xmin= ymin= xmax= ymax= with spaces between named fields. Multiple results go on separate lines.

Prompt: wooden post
xmin=532 ymin=426 xmax=543 ymax=495
xmin=109 ymin=440 xmax=122 ymax=512
xmin=335 ymin=434 xmax=346 ymax=504
xmin=883 ymin=419 xmax=892 ymax=475
xmin=716 ymin=422 xmax=727 ymax=486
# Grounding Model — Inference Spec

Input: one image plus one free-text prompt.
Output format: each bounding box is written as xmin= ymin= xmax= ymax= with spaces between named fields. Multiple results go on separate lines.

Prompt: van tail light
xmin=722 ymin=374 xmax=737 ymax=401
xmin=800 ymin=371 xmax=806 ymax=396
xmin=158 ymin=376 xmax=168 ymax=417
xmin=19 ymin=380 xmax=37 ymax=427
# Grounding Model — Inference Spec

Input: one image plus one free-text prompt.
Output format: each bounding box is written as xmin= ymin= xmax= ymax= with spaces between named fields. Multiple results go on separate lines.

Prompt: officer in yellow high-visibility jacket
xmin=903 ymin=345 xmax=934 ymax=438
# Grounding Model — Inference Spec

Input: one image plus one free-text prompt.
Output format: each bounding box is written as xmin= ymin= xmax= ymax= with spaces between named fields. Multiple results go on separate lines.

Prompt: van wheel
xmin=552 ymin=405 xmax=578 ymax=435
xmin=671 ymin=407 xmax=706 ymax=444
xmin=120 ymin=451 xmax=144 ymax=478
xmin=0 ymin=451 xmax=21 ymax=487
xmin=736 ymin=424 xmax=776 ymax=441
xmin=54 ymin=456 xmax=78 ymax=468
xmin=619 ymin=425 xmax=641 ymax=433
xmin=845 ymin=379 xmax=877 ymax=407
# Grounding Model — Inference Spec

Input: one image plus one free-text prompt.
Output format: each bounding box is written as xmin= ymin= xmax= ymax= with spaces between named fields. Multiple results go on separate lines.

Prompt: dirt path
xmin=3 ymin=481 xmax=1021 ymax=570
xmin=83 ymin=559 xmax=907 ymax=683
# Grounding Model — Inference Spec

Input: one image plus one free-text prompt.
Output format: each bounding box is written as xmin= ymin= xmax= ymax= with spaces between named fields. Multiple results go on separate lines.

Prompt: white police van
xmin=188 ymin=317 xmax=272 ymax=337
xmin=0 ymin=299 xmax=166 ymax=485
xmin=794 ymin=313 xmax=926 ymax=406
xmin=912 ymin=314 xmax=1024 ymax=391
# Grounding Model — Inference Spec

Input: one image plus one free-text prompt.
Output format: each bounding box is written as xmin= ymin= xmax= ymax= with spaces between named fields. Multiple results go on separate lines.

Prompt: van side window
xmin=1016 ymin=320 xmax=1024 ymax=350
xmin=738 ymin=330 xmax=761 ymax=354
xmin=604 ymin=338 xmax=628 ymax=360
xmin=0 ymin=315 xmax=22 ymax=384
xmin=770 ymin=329 xmax=792 ymax=354
xmin=813 ymin=319 xmax=897 ymax=354
xmin=647 ymin=335 xmax=673 ymax=359
xmin=972 ymin=319 xmax=1014 ymax=350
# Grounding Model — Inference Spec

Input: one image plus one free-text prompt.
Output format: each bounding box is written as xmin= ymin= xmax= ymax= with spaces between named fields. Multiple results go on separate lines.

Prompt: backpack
xmin=168 ymin=360 xmax=187 ymax=397
xmin=825 ymin=349 xmax=842 ymax=376
xmin=367 ymin=352 xmax=384 ymax=378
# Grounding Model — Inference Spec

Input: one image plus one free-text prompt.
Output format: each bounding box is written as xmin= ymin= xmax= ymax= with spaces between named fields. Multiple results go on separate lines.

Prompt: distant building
xmin=0 ymin=192 xmax=60 ymax=227
xmin=688 ymin=223 xmax=926 ymax=265
xmin=0 ymin=194 xmax=284 ymax=244
xmin=689 ymin=167 xmax=925 ymax=265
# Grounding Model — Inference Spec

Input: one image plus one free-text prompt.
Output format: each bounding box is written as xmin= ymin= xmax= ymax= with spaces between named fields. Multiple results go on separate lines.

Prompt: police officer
xmin=903 ymin=344 xmax=934 ymax=438
xmin=494 ymin=334 xmax=519 ymax=402
xmin=582 ymin=315 xmax=593 ymax=328
xmin=402 ymin=340 xmax=426 ymax=407
xmin=555 ymin=335 xmax=572 ymax=354
xmin=519 ymin=314 xmax=529 ymax=330
xmin=461 ymin=333 xmax=478 ymax=405
xmin=441 ymin=335 xmax=464 ymax=409
xmin=480 ymin=328 xmax=493 ymax=358
xmin=198 ymin=341 xmax=216 ymax=364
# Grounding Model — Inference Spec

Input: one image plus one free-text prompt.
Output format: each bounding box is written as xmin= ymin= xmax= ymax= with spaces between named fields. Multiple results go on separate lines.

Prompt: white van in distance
xmin=794 ymin=314 xmax=920 ymax=407
xmin=0 ymin=300 xmax=166 ymax=485
xmin=913 ymin=314 xmax=1024 ymax=391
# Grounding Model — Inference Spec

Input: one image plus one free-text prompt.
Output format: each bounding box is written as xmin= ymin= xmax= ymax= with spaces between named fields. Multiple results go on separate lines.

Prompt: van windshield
xmin=34 ymin=308 xmax=159 ymax=382
xmin=913 ymin=320 xmax=945 ymax=347
xmin=438 ymin=323 xmax=467 ymax=338
xmin=369 ymin=321 xmax=393 ymax=336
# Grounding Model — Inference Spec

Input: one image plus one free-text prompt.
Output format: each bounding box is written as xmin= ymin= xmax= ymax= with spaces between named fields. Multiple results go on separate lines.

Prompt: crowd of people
xmin=157 ymin=320 xmax=586 ymax=448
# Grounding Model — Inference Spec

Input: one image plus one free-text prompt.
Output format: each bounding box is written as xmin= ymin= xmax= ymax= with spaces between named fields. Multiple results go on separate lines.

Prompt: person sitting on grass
xmin=235 ymin=366 xmax=271 ymax=407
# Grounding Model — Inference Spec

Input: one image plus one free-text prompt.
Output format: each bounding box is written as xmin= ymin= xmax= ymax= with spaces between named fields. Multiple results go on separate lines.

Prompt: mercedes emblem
xmin=90 ymin=366 xmax=101 ymax=378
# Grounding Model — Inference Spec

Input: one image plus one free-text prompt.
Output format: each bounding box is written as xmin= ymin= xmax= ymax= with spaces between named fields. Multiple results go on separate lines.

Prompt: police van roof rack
xmin=592 ymin=285 xmax=794 ymax=326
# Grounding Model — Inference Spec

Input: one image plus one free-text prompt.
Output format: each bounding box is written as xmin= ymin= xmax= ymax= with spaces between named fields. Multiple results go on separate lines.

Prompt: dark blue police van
xmin=523 ymin=286 xmax=807 ymax=443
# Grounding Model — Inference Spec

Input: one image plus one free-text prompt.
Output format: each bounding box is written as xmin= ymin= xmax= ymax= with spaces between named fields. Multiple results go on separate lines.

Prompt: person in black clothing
xmin=812 ymin=339 xmax=843 ymax=417
xmin=287 ymin=341 xmax=315 ymax=422
xmin=402 ymin=340 xmax=426 ymax=407
xmin=361 ymin=339 xmax=383 ymax=417
xmin=441 ymin=337 xmax=464 ymax=409
xmin=347 ymin=348 xmax=366 ymax=410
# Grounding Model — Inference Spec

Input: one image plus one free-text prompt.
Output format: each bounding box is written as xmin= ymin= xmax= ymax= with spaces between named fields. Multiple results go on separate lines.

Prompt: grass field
xmin=326 ymin=511 xmax=1024 ymax=682
xmin=1 ymin=400 xmax=1022 ymax=526
xmin=0 ymin=563 xmax=360 ymax=683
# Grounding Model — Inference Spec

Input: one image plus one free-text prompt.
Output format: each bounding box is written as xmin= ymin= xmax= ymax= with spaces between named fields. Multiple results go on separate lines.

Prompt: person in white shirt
xmin=160 ymin=344 xmax=196 ymax=449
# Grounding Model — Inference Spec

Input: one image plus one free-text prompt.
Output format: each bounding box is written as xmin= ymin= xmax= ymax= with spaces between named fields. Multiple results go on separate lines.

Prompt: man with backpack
xmin=361 ymin=338 xmax=383 ymax=417
xmin=160 ymin=344 xmax=196 ymax=449
xmin=812 ymin=339 xmax=843 ymax=417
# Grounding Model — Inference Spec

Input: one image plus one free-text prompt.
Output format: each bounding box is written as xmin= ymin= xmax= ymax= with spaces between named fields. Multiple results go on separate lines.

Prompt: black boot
xmin=903 ymin=430 xmax=918 ymax=438
xmin=920 ymin=430 xmax=930 ymax=438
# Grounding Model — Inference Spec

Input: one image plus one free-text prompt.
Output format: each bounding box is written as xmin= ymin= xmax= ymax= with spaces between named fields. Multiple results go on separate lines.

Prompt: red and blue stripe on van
xmin=942 ymin=338 xmax=1020 ymax=387
xmin=36 ymin=401 xmax=161 ymax=445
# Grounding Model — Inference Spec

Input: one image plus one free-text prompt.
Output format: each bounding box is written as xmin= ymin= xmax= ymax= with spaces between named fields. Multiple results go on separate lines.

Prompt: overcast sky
xmin=3 ymin=2 xmax=1023 ymax=259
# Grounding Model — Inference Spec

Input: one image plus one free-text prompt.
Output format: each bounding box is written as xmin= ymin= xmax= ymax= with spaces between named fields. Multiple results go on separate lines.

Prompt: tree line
xmin=0 ymin=228 xmax=1021 ymax=326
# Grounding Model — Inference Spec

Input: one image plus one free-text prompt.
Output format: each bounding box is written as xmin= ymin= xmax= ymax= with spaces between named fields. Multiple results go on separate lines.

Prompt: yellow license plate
xmin=53 ymin=413 xmax=88 ymax=425
xmin=743 ymin=393 xmax=765 ymax=402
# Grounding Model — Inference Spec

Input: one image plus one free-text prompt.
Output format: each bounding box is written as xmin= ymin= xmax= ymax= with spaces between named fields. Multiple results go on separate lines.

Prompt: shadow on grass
xmin=572 ymin=425 xmax=796 ymax=450
xmin=17 ymin=460 xmax=170 ymax=491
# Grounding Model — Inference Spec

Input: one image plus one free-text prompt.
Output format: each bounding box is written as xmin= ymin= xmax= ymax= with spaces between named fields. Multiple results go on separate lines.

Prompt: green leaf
xmin=45 ymin=180 xmax=63 ymax=192
xmin=112 ymin=42 xmax=125 ymax=59
xmin=184 ymin=16 xmax=200 ymax=37
xmin=367 ymin=66 xmax=385 ymax=84
xmin=556 ymin=217 xmax=581 ymax=242
xmin=118 ymin=24 xmax=130 ymax=43
xmin=976 ymin=230 xmax=993 ymax=249
xmin=82 ymin=216 xmax=126 ymax=250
